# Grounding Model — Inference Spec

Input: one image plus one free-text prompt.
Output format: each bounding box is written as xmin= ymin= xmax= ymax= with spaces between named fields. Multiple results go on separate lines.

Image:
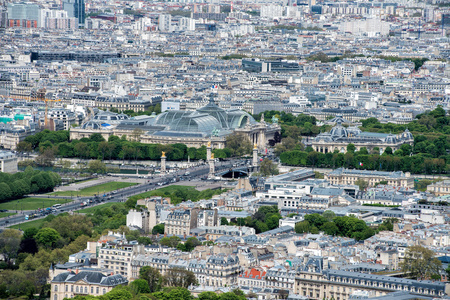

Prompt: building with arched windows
xmin=70 ymin=99 xmax=280 ymax=150
xmin=50 ymin=271 xmax=127 ymax=300
xmin=309 ymin=119 xmax=413 ymax=154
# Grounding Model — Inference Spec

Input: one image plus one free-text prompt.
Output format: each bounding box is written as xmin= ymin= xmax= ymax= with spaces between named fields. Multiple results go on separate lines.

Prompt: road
xmin=0 ymin=159 xmax=243 ymax=229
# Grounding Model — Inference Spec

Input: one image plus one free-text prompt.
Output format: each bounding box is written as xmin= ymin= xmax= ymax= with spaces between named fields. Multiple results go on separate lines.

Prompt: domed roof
xmin=330 ymin=124 xmax=348 ymax=138
xmin=347 ymin=126 xmax=361 ymax=136
xmin=196 ymin=98 xmax=228 ymax=129
xmin=316 ymin=132 xmax=333 ymax=142
xmin=82 ymin=121 xmax=101 ymax=130
xmin=402 ymin=128 xmax=413 ymax=140
xmin=168 ymin=113 xmax=221 ymax=134
xmin=385 ymin=134 xmax=397 ymax=144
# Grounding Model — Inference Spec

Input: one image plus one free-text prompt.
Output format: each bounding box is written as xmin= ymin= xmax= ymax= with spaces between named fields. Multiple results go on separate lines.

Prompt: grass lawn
xmin=9 ymin=218 xmax=45 ymax=231
xmin=0 ymin=198 xmax=72 ymax=211
xmin=76 ymin=202 xmax=118 ymax=214
xmin=0 ymin=212 xmax=16 ymax=218
xmin=51 ymin=182 xmax=138 ymax=197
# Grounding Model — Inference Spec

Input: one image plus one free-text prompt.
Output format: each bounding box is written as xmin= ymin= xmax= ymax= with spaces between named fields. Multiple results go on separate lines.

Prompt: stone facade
xmin=325 ymin=168 xmax=414 ymax=188
xmin=50 ymin=271 xmax=127 ymax=300
xmin=309 ymin=120 xmax=413 ymax=154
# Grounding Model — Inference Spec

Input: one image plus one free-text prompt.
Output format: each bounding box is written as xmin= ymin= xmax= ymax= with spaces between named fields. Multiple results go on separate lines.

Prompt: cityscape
xmin=0 ymin=0 xmax=449 ymax=299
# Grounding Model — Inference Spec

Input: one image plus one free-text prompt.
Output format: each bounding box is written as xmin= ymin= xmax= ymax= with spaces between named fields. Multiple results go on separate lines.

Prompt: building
xmin=178 ymin=17 xmax=195 ymax=31
xmin=203 ymin=254 xmax=241 ymax=287
xmin=50 ymin=271 xmax=127 ymax=300
xmin=7 ymin=2 xmax=40 ymax=28
xmin=62 ymin=0 xmax=85 ymax=27
xmin=164 ymin=208 xmax=200 ymax=236
xmin=326 ymin=168 xmax=414 ymax=188
xmin=294 ymin=269 xmax=448 ymax=299
xmin=426 ymin=180 xmax=450 ymax=196
xmin=71 ymin=99 xmax=280 ymax=150
xmin=158 ymin=14 xmax=171 ymax=32
xmin=98 ymin=243 xmax=144 ymax=280
xmin=242 ymin=58 xmax=300 ymax=73
xmin=310 ymin=119 xmax=414 ymax=154
xmin=0 ymin=150 xmax=17 ymax=173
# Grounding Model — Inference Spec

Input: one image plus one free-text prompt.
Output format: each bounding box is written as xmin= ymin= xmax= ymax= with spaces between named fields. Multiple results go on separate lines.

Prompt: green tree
xmin=0 ymin=229 xmax=21 ymax=265
xmin=220 ymin=217 xmax=229 ymax=225
xmin=225 ymin=133 xmax=252 ymax=156
xmin=88 ymin=160 xmax=107 ymax=174
xmin=130 ymin=279 xmax=150 ymax=293
xmin=259 ymin=158 xmax=279 ymax=177
xmin=152 ymin=224 xmax=165 ymax=235
xmin=295 ymin=221 xmax=311 ymax=234
xmin=35 ymin=228 xmax=60 ymax=249
xmin=164 ymin=268 xmax=198 ymax=289
xmin=347 ymin=143 xmax=356 ymax=153
xmin=322 ymin=210 xmax=336 ymax=221
xmin=355 ymin=179 xmax=369 ymax=191
xmin=400 ymin=245 xmax=442 ymax=280
xmin=160 ymin=236 xmax=181 ymax=248
xmin=139 ymin=266 xmax=164 ymax=293
xmin=199 ymin=291 xmax=219 ymax=300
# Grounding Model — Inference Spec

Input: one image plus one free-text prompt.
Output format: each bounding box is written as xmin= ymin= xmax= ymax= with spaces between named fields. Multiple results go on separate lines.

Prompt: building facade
xmin=325 ymin=168 xmax=414 ymax=188
xmin=50 ymin=271 xmax=127 ymax=300
xmin=310 ymin=120 xmax=414 ymax=154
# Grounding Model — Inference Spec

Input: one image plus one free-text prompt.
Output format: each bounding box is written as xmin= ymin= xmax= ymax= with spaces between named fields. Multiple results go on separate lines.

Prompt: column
xmin=161 ymin=151 xmax=166 ymax=173
xmin=252 ymin=143 xmax=258 ymax=171
xmin=206 ymin=141 xmax=212 ymax=161
xmin=209 ymin=153 xmax=215 ymax=175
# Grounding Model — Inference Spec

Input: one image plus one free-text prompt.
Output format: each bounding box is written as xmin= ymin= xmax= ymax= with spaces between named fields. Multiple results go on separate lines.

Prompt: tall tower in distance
xmin=63 ymin=0 xmax=85 ymax=27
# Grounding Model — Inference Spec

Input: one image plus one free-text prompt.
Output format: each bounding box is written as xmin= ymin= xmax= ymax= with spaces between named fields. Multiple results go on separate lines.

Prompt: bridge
xmin=215 ymin=167 xmax=250 ymax=178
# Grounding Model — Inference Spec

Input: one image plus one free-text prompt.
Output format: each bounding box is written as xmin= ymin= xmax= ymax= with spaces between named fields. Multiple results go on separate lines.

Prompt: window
xmin=85 ymin=287 xmax=88 ymax=294
xmin=96 ymin=287 xmax=99 ymax=294
xmin=54 ymin=285 xmax=58 ymax=292
xmin=54 ymin=295 xmax=58 ymax=300
xmin=103 ymin=289 xmax=106 ymax=295
xmin=91 ymin=287 xmax=94 ymax=293
xmin=76 ymin=286 xmax=79 ymax=293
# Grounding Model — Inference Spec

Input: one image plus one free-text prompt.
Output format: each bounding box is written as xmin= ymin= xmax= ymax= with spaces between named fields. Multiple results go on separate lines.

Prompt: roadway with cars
xmin=0 ymin=159 xmax=244 ymax=229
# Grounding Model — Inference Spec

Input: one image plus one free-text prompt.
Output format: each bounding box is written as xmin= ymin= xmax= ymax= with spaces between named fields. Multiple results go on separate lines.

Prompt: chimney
xmin=164 ymin=233 xmax=167 ymax=237
xmin=75 ymin=269 xmax=79 ymax=274
xmin=184 ymin=233 xmax=187 ymax=239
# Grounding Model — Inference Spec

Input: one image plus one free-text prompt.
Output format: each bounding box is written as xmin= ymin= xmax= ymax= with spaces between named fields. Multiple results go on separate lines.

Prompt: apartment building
xmin=164 ymin=209 xmax=199 ymax=236
xmin=294 ymin=269 xmax=448 ymax=300
xmin=98 ymin=243 xmax=144 ymax=280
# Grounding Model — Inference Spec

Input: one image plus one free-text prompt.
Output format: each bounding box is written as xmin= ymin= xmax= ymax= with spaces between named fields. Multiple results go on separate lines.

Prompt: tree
xmin=16 ymin=141 xmax=33 ymax=154
xmin=184 ymin=237 xmax=201 ymax=252
xmin=88 ymin=160 xmax=107 ymax=174
xmin=322 ymin=210 xmax=336 ymax=221
xmin=295 ymin=221 xmax=311 ymax=234
xmin=225 ymin=133 xmax=252 ymax=157
xmin=139 ymin=266 xmax=164 ymax=293
xmin=164 ymin=268 xmax=198 ymax=288
xmin=0 ymin=229 xmax=21 ymax=265
xmin=355 ymin=179 xmax=369 ymax=191
xmin=130 ymin=279 xmax=150 ymax=294
xmin=347 ymin=143 xmax=356 ymax=153
xmin=35 ymin=228 xmax=60 ymax=249
xmin=199 ymin=291 xmax=219 ymax=300
xmin=35 ymin=148 xmax=55 ymax=167
xmin=400 ymin=245 xmax=442 ymax=280
xmin=152 ymin=224 xmax=165 ymax=235
xmin=220 ymin=217 xmax=229 ymax=225
xmin=160 ymin=236 xmax=180 ymax=248
xmin=259 ymin=158 xmax=279 ymax=177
